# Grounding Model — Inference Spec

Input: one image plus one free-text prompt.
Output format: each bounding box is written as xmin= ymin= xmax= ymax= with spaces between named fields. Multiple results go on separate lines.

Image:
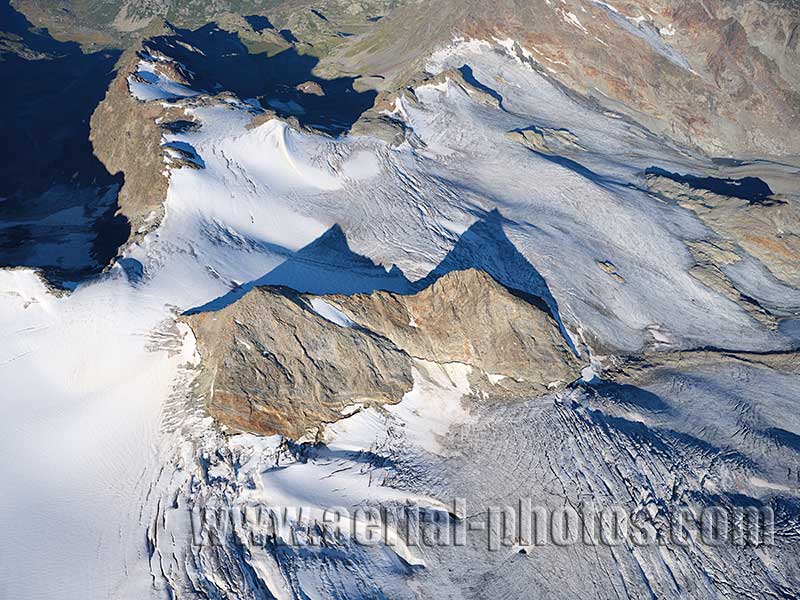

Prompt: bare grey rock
xmin=647 ymin=174 xmax=800 ymax=287
xmin=507 ymin=125 xmax=585 ymax=155
xmin=685 ymin=240 xmax=776 ymax=329
xmin=595 ymin=259 xmax=625 ymax=283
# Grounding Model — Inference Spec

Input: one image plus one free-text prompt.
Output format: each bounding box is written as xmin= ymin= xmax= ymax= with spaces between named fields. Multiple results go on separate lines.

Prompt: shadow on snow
xmin=143 ymin=22 xmax=377 ymax=135
xmin=0 ymin=0 xmax=129 ymax=282
xmin=185 ymin=209 xmax=576 ymax=352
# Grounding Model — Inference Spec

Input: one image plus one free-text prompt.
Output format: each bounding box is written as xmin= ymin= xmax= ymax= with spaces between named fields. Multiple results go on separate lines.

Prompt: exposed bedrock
xmin=646 ymin=171 xmax=800 ymax=288
xmin=184 ymin=269 xmax=581 ymax=438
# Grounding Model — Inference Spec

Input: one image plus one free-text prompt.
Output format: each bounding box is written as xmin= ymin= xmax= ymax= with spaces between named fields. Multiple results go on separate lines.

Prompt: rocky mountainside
xmin=185 ymin=269 xmax=579 ymax=438
xmin=646 ymin=168 xmax=800 ymax=287
xmin=5 ymin=0 xmax=800 ymax=276
xmin=328 ymin=269 xmax=579 ymax=392
xmin=338 ymin=0 xmax=800 ymax=157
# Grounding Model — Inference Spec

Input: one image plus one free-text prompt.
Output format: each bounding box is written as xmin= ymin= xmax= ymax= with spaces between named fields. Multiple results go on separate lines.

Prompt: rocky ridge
xmin=646 ymin=171 xmax=800 ymax=288
xmin=18 ymin=0 xmax=789 ymax=279
xmin=184 ymin=269 xmax=581 ymax=439
xmin=337 ymin=0 xmax=800 ymax=157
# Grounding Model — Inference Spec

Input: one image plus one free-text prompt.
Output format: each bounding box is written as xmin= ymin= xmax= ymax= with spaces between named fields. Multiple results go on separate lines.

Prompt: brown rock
xmin=89 ymin=51 xmax=171 ymax=241
xmin=328 ymin=269 xmax=580 ymax=392
xmin=338 ymin=0 xmax=800 ymax=157
xmin=184 ymin=286 xmax=414 ymax=439
xmin=296 ymin=81 xmax=325 ymax=96
xmin=184 ymin=269 xmax=581 ymax=438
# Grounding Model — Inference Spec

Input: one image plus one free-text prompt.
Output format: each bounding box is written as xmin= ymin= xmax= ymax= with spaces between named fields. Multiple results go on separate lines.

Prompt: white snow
xmin=586 ymin=0 xmax=692 ymax=70
xmin=581 ymin=365 xmax=600 ymax=383
xmin=487 ymin=372 xmax=507 ymax=384
xmin=563 ymin=11 xmax=589 ymax=33
xmin=0 ymin=269 xmax=198 ymax=599
xmin=128 ymin=59 xmax=199 ymax=101
xmin=309 ymin=298 xmax=356 ymax=327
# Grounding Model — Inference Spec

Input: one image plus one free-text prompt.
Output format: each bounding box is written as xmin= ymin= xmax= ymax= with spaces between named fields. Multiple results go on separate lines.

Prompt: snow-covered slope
xmin=1 ymin=37 xmax=798 ymax=599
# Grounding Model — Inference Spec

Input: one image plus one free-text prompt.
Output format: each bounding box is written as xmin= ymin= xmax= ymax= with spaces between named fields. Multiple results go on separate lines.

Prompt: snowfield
xmin=1 ymin=39 xmax=798 ymax=598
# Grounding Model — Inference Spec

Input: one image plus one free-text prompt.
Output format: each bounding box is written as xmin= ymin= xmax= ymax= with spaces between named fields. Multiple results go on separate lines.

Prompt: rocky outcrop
xmin=296 ymin=81 xmax=324 ymax=96
xmin=14 ymin=0 xmax=800 ymax=159
xmin=185 ymin=285 xmax=414 ymax=439
xmin=185 ymin=269 xmax=581 ymax=438
xmin=507 ymin=126 xmax=585 ymax=155
xmin=414 ymin=67 xmax=502 ymax=109
xmin=89 ymin=50 xmax=171 ymax=240
xmin=595 ymin=259 xmax=625 ymax=283
xmin=647 ymin=173 xmax=800 ymax=287
xmin=685 ymin=240 xmax=776 ymax=329
xmin=328 ymin=269 xmax=579 ymax=391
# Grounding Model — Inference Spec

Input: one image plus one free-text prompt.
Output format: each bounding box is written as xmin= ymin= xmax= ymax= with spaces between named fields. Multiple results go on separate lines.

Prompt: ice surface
xmin=0 ymin=269 xmax=198 ymax=598
xmin=586 ymin=0 xmax=693 ymax=70
xmin=308 ymin=297 xmax=356 ymax=327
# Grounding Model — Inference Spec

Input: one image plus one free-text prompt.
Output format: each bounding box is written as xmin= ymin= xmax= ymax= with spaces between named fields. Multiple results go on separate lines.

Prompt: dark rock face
xmin=0 ymin=0 xmax=128 ymax=284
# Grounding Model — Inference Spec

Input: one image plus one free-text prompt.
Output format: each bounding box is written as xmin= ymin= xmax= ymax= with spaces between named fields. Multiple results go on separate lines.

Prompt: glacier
xmin=0 ymin=37 xmax=798 ymax=599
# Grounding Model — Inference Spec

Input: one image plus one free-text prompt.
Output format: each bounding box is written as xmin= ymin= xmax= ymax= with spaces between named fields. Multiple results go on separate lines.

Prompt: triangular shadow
xmin=185 ymin=224 xmax=412 ymax=314
xmin=187 ymin=210 xmax=576 ymax=352
xmin=415 ymin=209 xmax=576 ymax=352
